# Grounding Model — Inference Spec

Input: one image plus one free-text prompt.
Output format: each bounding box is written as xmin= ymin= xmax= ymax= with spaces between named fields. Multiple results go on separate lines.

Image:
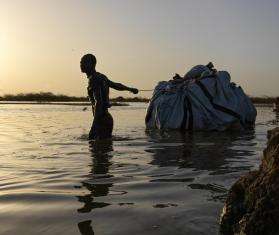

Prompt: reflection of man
xmin=78 ymin=220 xmax=94 ymax=235
xmin=76 ymin=140 xmax=113 ymax=235
xmin=80 ymin=54 xmax=138 ymax=140
xmin=77 ymin=140 xmax=113 ymax=213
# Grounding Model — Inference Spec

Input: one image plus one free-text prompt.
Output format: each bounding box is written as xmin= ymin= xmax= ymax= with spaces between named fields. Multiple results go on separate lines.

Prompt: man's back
xmin=88 ymin=72 xmax=111 ymax=117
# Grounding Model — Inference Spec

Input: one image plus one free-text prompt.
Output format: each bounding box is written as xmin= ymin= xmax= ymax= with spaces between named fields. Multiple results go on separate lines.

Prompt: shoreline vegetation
xmin=0 ymin=92 xmax=149 ymax=106
xmin=0 ymin=92 xmax=278 ymax=105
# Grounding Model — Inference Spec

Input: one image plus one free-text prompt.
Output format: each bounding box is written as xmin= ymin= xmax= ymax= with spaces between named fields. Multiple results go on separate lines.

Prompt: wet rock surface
xmin=220 ymin=127 xmax=279 ymax=235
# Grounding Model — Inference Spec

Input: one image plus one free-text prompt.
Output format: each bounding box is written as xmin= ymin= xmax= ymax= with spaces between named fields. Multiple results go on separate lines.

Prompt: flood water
xmin=0 ymin=103 xmax=278 ymax=235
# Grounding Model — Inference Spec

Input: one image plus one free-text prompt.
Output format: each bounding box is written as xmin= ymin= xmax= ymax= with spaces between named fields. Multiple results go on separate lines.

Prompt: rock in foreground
xmin=220 ymin=127 xmax=279 ymax=235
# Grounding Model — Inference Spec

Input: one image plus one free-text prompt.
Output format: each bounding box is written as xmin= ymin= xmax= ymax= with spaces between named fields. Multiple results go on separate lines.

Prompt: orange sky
xmin=1 ymin=0 xmax=279 ymax=97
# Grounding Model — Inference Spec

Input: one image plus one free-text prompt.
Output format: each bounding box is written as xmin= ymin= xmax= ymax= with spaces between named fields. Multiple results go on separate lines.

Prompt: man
xmin=80 ymin=54 xmax=139 ymax=140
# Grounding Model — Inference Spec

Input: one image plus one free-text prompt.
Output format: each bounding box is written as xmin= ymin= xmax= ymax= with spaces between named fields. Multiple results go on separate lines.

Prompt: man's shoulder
xmin=95 ymin=72 xmax=108 ymax=81
xmin=89 ymin=72 xmax=109 ymax=88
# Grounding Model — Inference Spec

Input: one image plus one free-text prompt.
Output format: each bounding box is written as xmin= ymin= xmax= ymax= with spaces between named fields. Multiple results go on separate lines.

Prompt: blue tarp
xmin=145 ymin=71 xmax=257 ymax=131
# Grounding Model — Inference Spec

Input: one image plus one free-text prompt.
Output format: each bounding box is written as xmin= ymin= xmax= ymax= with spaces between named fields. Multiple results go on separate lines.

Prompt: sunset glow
xmin=0 ymin=0 xmax=278 ymax=97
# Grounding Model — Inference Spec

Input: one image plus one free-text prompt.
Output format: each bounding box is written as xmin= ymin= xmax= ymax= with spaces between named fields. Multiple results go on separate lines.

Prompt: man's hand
xmin=129 ymin=88 xmax=139 ymax=94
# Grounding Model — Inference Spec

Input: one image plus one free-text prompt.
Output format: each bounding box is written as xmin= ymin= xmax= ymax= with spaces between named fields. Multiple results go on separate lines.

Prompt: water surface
xmin=0 ymin=103 xmax=277 ymax=235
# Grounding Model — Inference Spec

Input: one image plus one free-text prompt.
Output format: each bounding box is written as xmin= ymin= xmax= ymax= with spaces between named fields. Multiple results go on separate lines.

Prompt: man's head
xmin=80 ymin=54 xmax=97 ymax=74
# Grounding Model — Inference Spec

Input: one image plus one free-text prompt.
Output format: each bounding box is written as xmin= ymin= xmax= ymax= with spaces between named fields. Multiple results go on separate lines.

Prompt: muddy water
xmin=0 ymin=103 xmax=277 ymax=235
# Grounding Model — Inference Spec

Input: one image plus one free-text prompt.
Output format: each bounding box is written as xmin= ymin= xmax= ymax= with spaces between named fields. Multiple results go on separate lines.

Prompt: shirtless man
xmin=80 ymin=54 xmax=138 ymax=140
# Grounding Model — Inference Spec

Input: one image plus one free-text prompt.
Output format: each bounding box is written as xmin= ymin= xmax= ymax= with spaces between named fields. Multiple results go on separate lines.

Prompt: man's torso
xmin=88 ymin=72 xmax=111 ymax=115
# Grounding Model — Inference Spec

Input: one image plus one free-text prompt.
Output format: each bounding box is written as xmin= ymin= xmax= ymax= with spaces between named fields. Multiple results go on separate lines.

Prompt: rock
xmin=220 ymin=127 xmax=279 ymax=235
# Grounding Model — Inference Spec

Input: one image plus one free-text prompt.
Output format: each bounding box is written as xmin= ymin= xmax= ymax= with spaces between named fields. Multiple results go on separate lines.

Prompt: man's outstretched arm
xmin=106 ymin=78 xmax=138 ymax=94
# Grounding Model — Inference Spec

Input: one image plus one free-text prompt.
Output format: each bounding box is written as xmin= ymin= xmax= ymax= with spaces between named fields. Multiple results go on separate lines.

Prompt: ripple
xmin=188 ymin=183 xmax=228 ymax=193
xmin=153 ymin=203 xmax=178 ymax=208
xmin=150 ymin=178 xmax=195 ymax=183
xmin=0 ymin=105 xmax=276 ymax=235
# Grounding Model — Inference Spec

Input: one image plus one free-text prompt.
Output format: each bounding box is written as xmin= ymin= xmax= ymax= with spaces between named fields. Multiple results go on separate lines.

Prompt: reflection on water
xmin=78 ymin=220 xmax=94 ymax=235
xmin=145 ymin=130 xmax=256 ymax=205
xmin=77 ymin=140 xmax=113 ymax=234
xmin=77 ymin=140 xmax=113 ymax=214
xmin=0 ymin=104 xmax=277 ymax=235
xmin=146 ymin=130 xmax=255 ymax=173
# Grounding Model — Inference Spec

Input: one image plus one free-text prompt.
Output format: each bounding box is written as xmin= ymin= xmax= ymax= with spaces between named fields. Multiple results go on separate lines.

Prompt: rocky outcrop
xmin=220 ymin=127 xmax=279 ymax=235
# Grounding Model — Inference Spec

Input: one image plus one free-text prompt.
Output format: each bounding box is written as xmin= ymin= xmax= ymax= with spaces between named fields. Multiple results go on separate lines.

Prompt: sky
xmin=0 ymin=0 xmax=278 ymax=97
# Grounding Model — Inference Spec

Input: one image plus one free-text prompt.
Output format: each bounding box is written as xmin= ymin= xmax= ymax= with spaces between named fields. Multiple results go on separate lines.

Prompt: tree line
xmin=0 ymin=92 xmax=150 ymax=102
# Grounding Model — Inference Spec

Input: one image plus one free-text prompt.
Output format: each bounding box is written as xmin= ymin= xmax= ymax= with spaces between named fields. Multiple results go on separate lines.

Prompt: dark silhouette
xmin=80 ymin=54 xmax=139 ymax=140
xmin=76 ymin=140 xmax=113 ymax=235
xmin=76 ymin=140 xmax=113 ymax=214
xmin=78 ymin=220 xmax=95 ymax=235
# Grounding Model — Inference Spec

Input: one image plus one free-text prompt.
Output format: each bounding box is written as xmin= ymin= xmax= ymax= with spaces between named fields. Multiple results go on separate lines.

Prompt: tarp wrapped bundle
xmin=145 ymin=66 xmax=257 ymax=131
